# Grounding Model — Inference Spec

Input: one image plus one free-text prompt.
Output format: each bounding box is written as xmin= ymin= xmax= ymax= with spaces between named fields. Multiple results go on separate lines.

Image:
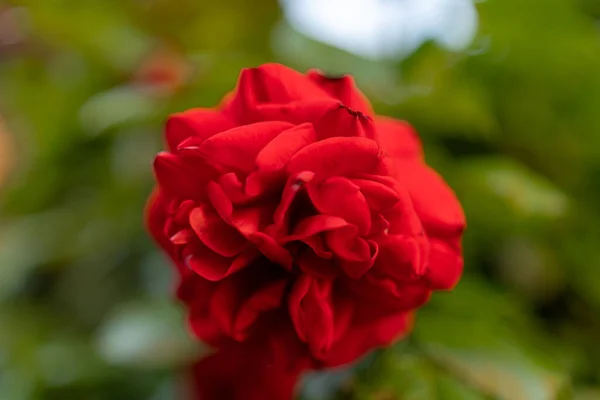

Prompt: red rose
xmin=146 ymin=63 xmax=465 ymax=398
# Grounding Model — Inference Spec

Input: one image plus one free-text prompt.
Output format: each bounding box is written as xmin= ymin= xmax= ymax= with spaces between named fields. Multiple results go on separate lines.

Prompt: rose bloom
xmin=147 ymin=64 xmax=465 ymax=399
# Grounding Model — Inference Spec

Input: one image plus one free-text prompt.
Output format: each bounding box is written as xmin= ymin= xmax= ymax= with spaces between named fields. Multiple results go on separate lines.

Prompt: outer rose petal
xmin=153 ymin=152 xmax=215 ymax=199
xmin=289 ymin=276 xmax=357 ymax=361
xmin=232 ymin=280 xmax=289 ymax=338
xmin=248 ymin=98 xmax=342 ymax=126
xmin=374 ymin=234 xmax=429 ymax=279
xmin=145 ymin=189 xmax=174 ymax=260
xmin=395 ymin=162 xmax=466 ymax=238
xmin=146 ymin=189 xmax=202 ymax=302
xmin=307 ymin=70 xmax=373 ymax=115
xmin=227 ymin=63 xmax=331 ymax=120
xmin=208 ymin=264 xmax=289 ymax=340
xmin=321 ymin=311 xmax=413 ymax=367
xmin=189 ymin=317 xmax=311 ymax=400
xmin=425 ymin=237 xmax=464 ymax=290
xmin=376 ymin=116 xmax=423 ymax=161
xmin=314 ymin=105 xmax=376 ymax=140
xmin=348 ymin=273 xmax=432 ymax=313
xmin=166 ymin=108 xmax=235 ymax=152
xmin=184 ymin=274 xmax=227 ymax=346
xmin=190 ymin=338 xmax=306 ymax=400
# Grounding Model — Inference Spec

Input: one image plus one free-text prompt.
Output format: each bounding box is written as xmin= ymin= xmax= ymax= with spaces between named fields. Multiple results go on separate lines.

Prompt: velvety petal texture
xmin=145 ymin=63 xmax=466 ymax=400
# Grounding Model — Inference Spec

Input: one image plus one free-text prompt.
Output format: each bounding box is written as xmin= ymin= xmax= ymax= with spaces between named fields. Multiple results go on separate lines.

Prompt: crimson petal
xmin=321 ymin=312 xmax=413 ymax=367
xmin=297 ymin=249 xmax=338 ymax=279
xmin=307 ymin=176 xmax=371 ymax=235
xmin=153 ymin=152 xmax=213 ymax=199
xmin=228 ymin=63 xmax=331 ymax=115
xmin=189 ymin=204 xmax=249 ymax=257
xmin=424 ymin=237 xmax=464 ymax=290
xmin=288 ymin=275 xmax=335 ymax=359
xmin=351 ymin=178 xmax=400 ymax=213
xmin=166 ymin=108 xmax=235 ymax=152
xmin=187 ymin=244 xmax=256 ymax=282
xmin=287 ymin=137 xmax=384 ymax=180
xmin=197 ymin=121 xmax=294 ymax=173
xmin=307 ymin=70 xmax=373 ymax=115
xmin=314 ymin=105 xmax=376 ymax=141
xmin=375 ymin=116 xmax=423 ymax=162
xmin=395 ymin=162 xmax=466 ymax=238
xmin=246 ymin=123 xmax=317 ymax=195
xmin=231 ymin=280 xmax=288 ymax=340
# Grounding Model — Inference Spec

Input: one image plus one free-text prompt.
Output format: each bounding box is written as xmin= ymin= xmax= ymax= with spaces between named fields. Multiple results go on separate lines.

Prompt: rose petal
xmin=285 ymin=215 xmax=349 ymax=240
xmin=297 ymin=235 xmax=332 ymax=259
xmin=384 ymin=187 xmax=425 ymax=237
xmin=297 ymin=249 xmax=338 ymax=279
xmin=206 ymin=262 xmax=290 ymax=341
xmin=217 ymin=172 xmax=248 ymax=204
xmin=255 ymin=123 xmax=317 ymax=171
xmin=169 ymin=228 xmax=194 ymax=245
xmin=185 ymin=276 xmax=226 ymax=346
xmin=351 ymin=178 xmax=400 ymax=213
xmin=375 ymin=116 xmax=423 ymax=162
xmin=321 ymin=311 xmax=413 ymax=367
xmin=145 ymin=189 xmax=172 ymax=252
xmin=307 ymin=176 xmax=371 ymax=235
xmin=287 ymin=137 xmax=384 ymax=180
xmin=207 ymin=180 xmax=234 ymax=223
xmin=228 ymin=63 xmax=331 ymax=118
xmin=307 ymin=70 xmax=373 ymax=115
xmin=272 ymin=171 xmax=315 ymax=232
xmin=153 ymin=152 xmax=214 ymax=199
xmin=197 ymin=121 xmax=295 ymax=173
xmin=325 ymin=226 xmax=371 ymax=261
xmin=374 ymin=233 xmax=430 ymax=278
xmin=146 ymin=189 xmax=195 ymax=283
xmin=424 ymin=237 xmax=463 ymax=290
xmin=246 ymin=123 xmax=317 ymax=195
xmin=249 ymin=232 xmax=293 ymax=270
xmin=187 ymin=244 xmax=256 ymax=282
xmin=288 ymin=275 xmax=335 ymax=359
xmin=314 ymin=104 xmax=376 ymax=140
xmin=209 ymin=273 xmax=247 ymax=337
xmin=172 ymin=200 xmax=196 ymax=225
xmin=189 ymin=205 xmax=249 ymax=257
xmin=347 ymin=272 xmax=431 ymax=312
xmin=250 ymin=98 xmax=342 ymax=125
xmin=326 ymin=228 xmax=377 ymax=279
xmin=369 ymin=214 xmax=390 ymax=237
xmin=166 ymin=108 xmax=235 ymax=152
xmin=191 ymin=327 xmax=309 ymax=400
xmin=395 ymin=162 xmax=466 ymax=238
xmin=236 ymin=205 xmax=275 ymax=236
xmin=232 ymin=280 xmax=288 ymax=340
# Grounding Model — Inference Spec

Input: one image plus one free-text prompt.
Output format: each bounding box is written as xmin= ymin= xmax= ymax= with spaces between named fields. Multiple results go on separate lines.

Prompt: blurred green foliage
xmin=1 ymin=0 xmax=600 ymax=399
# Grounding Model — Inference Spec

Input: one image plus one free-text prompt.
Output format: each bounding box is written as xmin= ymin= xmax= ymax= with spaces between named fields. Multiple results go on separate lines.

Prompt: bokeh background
xmin=1 ymin=0 xmax=600 ymax=399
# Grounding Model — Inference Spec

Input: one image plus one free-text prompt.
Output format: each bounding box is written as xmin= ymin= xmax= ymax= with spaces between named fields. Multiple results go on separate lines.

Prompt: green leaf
xmin=413 ymin=279 xmax=572 ymax=400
